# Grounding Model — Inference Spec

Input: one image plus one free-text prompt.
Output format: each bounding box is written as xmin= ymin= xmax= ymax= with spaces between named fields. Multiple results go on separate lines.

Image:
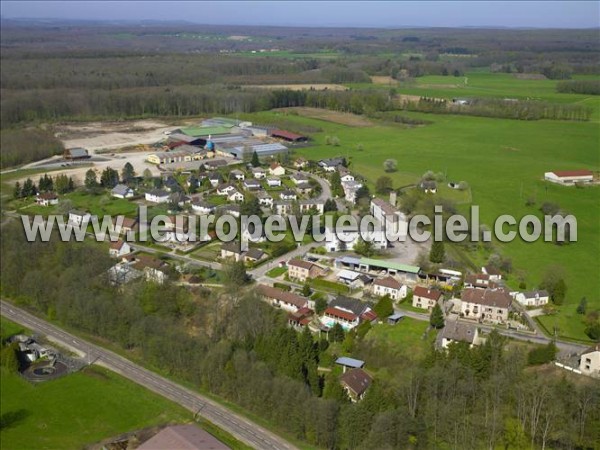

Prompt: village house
xmin=440 ymin=320 xmax=480 ymax=349
xmin=217 ymin=183 xmax=236 ymax=196
xmin=324 ymin=225 xmax=388 ymax=252
xmin=464 ymin=273 xmax=497 ymax=289
xmin=481 ymin=265 xmax=503 ymax=281
xmin=370 ymin=197 xmax=406 ymax=229
xmin=324 ymin=296 xmax=377 ymax=330
xmin=288 ymin=258 xmax=326 ymax=282
xmin=218 ymin=204 xmax=241 ymax=218
xmin=322 ymin=307 xmax=360 ymax=330
xmin=68 ymin=209 xmax=91 ymax=226
xmin=227 ymin=189 xmax=245 ymax=203
xmin=373 ymin=277 xmax=406 ymax=301
xmin=288 ymin=308 xmax=314 ymax=330
xmin=243 ymin=179 xmax=262 ymax=191
xmin=252 ymin=167 xmax=267 ymax=179
xmin=113 ymin=216 xmax=138 ymax=236
xmin=145 ymin=189 xmax=170 ymax=203
xmin=244 ymin=248 xmax=265 ymax=264
xmin=340 ymin=368 xmax=373 ymax=402
xmin=111 ymin=184 xmax=135 ymax=199
xmin=579 ymin=344 xmax=600 ymax=378
xmin=515 ymin=290 xmax=550 ymax=307
xmin=342 ymin=180 xmax=362 ymax=204
xmin=35 ymin=192 xmax=59 ymax=206
xmin=208 ymin=173 xmax=223 ymax=187
xmin=319 ymin=157 xmax=345 ymax=172
xmin=298 ymin=199 xmax=325 ymax=214
xmin=339 ymin=168 xmax=355 ymax=183
xmin=257 ymin=284 xmax=309 ymax=313
xmin=269 ymin=162 xmax=286 ymax=176
xmin=203 ymin=159 xmax=228 ymax=171
xmin=280 ymin=190 xmax=297 ymax=201
xmin=294 ymin=157 xmax=308 ymax=169
xmin=191 ymin=201 xmax=215 ymax=215
xmin=109 ymin=239 xmax=132 ymax=258
xmin=220 ymin=241 xmax=243 ymax=262
xmin=132 ymin=255 xmax=169 ymax=284
xmin=461 ymin=288 xmax=512 ymax=324
xmin=274 ymin=200 xmax=292 ymax=216
xmin=419 ymin=180 xmax=437 ymax=194
xmin=290 ymin=173 xmax=309 ymax=185
xmin=266 ymin=177 xmax=282 ymax=187
xmin=256 ymin=191 xmax=274 ymax=208
xmin=412 ymin=286 xmax=444 ymax=311
xmin=336 ymin=269 xmax=372 ymax=289
xmin=230 ymin=169 xmax=245 ymax=181
xmin=544 ymin=170 xmax=593 ymax=185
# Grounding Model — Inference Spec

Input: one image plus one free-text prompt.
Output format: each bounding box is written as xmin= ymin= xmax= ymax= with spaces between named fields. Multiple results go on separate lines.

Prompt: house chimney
xmin=389 ymin=192 xmax=397 ymax=206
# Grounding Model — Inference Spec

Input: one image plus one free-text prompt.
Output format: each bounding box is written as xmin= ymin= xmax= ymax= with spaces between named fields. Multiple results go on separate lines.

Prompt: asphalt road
xmin=0 ymin=300 xmax=296 ymax=450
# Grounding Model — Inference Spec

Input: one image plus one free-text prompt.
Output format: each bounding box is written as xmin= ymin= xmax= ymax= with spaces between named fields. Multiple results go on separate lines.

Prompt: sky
xmin=1 ymin=1 xmax=599 ymax=29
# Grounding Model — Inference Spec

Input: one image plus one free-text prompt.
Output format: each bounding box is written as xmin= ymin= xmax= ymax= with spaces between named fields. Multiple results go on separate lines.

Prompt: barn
xmin=271 ymin=129 xmax=308 ymax=142
xmin=64 ymin=147 xmax=90 ymax=160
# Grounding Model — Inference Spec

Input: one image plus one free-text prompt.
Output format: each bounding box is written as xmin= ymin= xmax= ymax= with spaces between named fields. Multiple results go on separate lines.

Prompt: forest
xmin=1 ymin=220 xmax=599 ymax=449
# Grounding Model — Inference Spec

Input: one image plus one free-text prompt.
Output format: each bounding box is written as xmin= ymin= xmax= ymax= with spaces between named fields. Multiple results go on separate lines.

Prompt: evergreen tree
xmin=302 ymin=283 xmax=312 ymax=297
xmin=13 ymin=181 xmax=21 ymax=199
xmin=430 ymin=303 xmax=445 ymax=329
xmin=375 ymin=176 xmax=393 ymax=194
xmin=21 ymin=178 xmax=37 ymax=197
xmin=121 ymin=162 xmax=135 ymax=183
xmin=374 ymin=295 xmax=394 ymax=319
xmin=552 ymin=279 xmax=567 ymax=305
xmin=251 ymin=151 xmax=260 ymax=167
xmin=67 ymin=177 xmax=75 ymax=192
xmin=330 ymin=171 xmax=343 ymax=197
xmin=314 ymin=296 xmax=327 ymax=315
xmin=323 ymin=198 xmax=338 ymax=212
xmin=84 ymin=169 xmax=98 ymax=189
xmin=100 ymin=167 xmax=119 ymax=188
xmin=429 ymin=240 xmax=445 ymax=264
xmin=329 ymin=323 xmax=345 ymax=342
xmin=576 ymin=297 xmax=588 ymax=315
xmin=38 ymin=174 xmax=53 ymax=192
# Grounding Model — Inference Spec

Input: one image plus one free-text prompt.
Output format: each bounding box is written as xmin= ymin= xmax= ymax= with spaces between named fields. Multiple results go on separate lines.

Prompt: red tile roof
xmin=551 ymin=170 xmax=593 ymax=178
xmin=374 ymin=276 xmax=402 ymax=290
xmin=288 ymin=258 xmax=314 ymax=271
xmin=461 ymin=288 xmax=512 ymax=308
xmin=325 ymin=307 xmax=358 ymax=322
xmin=340 ymin=368 xmax=372 ymax=397
xmin=271 ymin=129 xmax=307 ymax=141
xmin=257 ymin=284 xmax=308 ymax=309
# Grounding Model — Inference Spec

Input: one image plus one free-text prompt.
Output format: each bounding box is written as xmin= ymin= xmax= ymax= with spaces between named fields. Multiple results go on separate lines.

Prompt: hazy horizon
xmin=1 ymin=1 xmax=599 ymax=29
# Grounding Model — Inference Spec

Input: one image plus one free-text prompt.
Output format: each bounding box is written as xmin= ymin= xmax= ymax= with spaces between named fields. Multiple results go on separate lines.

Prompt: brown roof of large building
xmin=257 ymin=284 xmax=308 ymax=309
xmin=462 ymin=288 xmax=512 ymax=309
xmin=340 ymin=368 xmax=373 ymax=397
xmin=371 ymin=197 xmax=397 ymax=216
xmin=374 ymin=276 xmax=402 ymax=290
xmin=137 ymin=424 xmax=230 ymax=450
xmin=441 ymin=320 xmax=477 ymax=344
xmin=109 ymin=239 xmax=127 ymax=250
xmin=551 ymin=170 xmax=593 ymax=178
xmin=414 ymin=286 xmax=443 ymax=301
xmin=288 ymin=258 xmax=314 ymax=271
xmin=271 ymin=129 xmax=307 ymax=141
xmin=324 ymin=307 xmax=358 ymax=322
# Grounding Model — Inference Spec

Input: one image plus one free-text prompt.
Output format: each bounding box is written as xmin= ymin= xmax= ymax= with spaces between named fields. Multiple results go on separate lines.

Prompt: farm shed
xmin=271 ymin=129 xmax=308 ymax=142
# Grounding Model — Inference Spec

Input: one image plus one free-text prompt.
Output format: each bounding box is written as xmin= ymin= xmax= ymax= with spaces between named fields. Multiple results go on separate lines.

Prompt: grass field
xmin=0 ymin=317 xmax=252 ymax=450
xmin=365 ymin=317 xmax=432 ymax=357
xmin=241 ymin=92 xmax=599 ymax=341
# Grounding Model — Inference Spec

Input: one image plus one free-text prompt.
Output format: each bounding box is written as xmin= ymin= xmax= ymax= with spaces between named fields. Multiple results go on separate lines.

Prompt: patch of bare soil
xmin=243 ymin=83 xmax=347 ymax=91
xmin=371 ymin=76 xmax=398 ymax=85
xmin=275 ymin=107 xmax=373 ymax=127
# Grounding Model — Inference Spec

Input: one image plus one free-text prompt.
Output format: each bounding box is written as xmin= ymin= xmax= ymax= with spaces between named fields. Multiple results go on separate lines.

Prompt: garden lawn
xmin=365 ymin=318 xmax=432 ymax=357
xmin=0 ymin=365 xmax=191 ymax=450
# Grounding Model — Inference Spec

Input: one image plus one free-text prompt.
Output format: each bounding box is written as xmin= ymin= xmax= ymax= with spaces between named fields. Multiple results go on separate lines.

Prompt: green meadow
xmin=243 ymin=82 xmax=599 ymax=341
